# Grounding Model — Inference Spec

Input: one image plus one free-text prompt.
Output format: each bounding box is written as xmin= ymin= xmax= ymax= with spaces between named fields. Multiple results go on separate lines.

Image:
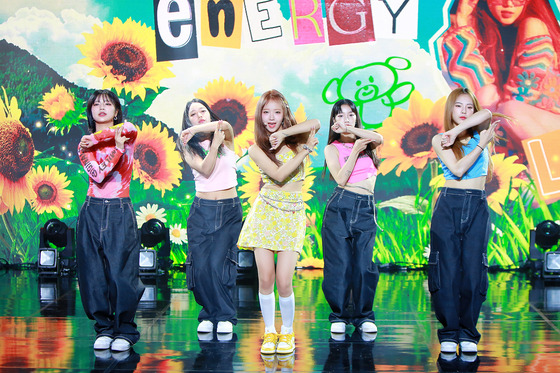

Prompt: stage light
xmin=37 ymin=219 xmax=75 ymax=276
xmin=237 ymin=250 xmax=257 ymax=281
xmin=535 ymin=220 xmax=560 ymax=249
xmin=139 ymin=219 xmax=171 ymax=276
xmin=139 ymin=248 xmax=157 ymax=274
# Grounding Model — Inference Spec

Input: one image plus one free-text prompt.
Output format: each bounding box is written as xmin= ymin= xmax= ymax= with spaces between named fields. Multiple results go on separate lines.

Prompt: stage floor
xmin=0 ymin=269 xmax=559 ymax=372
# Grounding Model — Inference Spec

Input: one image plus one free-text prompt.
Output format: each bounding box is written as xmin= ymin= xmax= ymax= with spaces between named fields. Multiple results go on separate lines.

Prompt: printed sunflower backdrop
xmin=0 ymin=1 xmax=559 ymax=268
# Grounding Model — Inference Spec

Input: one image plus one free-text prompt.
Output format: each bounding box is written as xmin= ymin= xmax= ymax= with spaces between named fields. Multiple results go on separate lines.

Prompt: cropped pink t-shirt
xmin=332 ymin=141 xmax=377 ymax=183
xmin=191 ymin=140 xmax=238 ymax=192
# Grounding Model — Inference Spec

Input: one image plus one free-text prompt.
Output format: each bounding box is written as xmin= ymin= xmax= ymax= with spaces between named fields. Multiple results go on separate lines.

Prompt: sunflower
xmin=0 ymin=88 xmax=35 ymax=214
xmin=169 ymin=223 xmax=188 ymax=245
xmin=377 ymin=90 xmax=446 ymax=176
xmin=485 ymin=154 xmax=527 ymax=215
xmin=194 ymin=77 xmax=259 ymax=156
xmin=297 ymin=257 xmax=324 ymax=269
xmin=239 ymin=159 xmax=315 ymax=207
xmin=28 ymin=165 xmax=74 ymax=219
xmin=136 ymin=203 xmax=167 ymax=227
xmin=133 ymin=121 xmax=182 ymax=196
xmin=38 ymin=85 xmax=86 ymax=135
xmin=77 ymin=18 xmax=174 ymax=100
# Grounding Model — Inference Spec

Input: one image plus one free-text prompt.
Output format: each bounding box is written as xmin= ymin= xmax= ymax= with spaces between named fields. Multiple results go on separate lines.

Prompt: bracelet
xmin=302 ymin=144 xmax=312 ymax=153
xmin=477 ymin=144 xmax=484 ymax=151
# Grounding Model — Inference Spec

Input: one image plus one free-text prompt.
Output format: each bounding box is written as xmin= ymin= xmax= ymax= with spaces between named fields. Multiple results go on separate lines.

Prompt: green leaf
xmin=378 ymin=195 xmax=428 ymax=214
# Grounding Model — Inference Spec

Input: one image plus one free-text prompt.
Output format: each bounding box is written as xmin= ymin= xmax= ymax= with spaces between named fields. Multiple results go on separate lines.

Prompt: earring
xmin=114 ymin=116 xmax=118 ymax=120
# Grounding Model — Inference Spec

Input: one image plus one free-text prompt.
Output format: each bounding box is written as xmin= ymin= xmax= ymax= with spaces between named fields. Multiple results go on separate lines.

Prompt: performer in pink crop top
xmin=177 ymin=98 xmax=242 ymax=337
xmin=76 ymin=90 xmax=144 ymax=352
xmin=321 ymin=99 xmax=384 ymax=338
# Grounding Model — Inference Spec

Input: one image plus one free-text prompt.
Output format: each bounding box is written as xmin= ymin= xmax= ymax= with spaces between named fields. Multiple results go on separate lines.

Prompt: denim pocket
xmin=427 ymin=250 xmax=441 ymax=293
xmin=479 ymin=252 xmax=489 ymax=296
xmin=185 ymin=251 xmax=195 ymax=290
xmin=222 ymin=247 xmax=238 ymax=289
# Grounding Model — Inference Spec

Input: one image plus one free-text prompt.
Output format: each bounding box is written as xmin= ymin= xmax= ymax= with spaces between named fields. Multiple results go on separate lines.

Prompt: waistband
xmin=440 ymin=187 xmax=486 ymax=198
xmin=85 ymin=196 xmax=131 ymax=206
xmin=333 ymin=187 xmax=375 ymax=202
xmin=193 ymin=196 xmax=240 ymax=207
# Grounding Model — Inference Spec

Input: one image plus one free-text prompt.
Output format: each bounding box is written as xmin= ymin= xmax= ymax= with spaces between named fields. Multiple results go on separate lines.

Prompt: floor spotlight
xmin=139 ymin=219 xmax=171 ymax=276
xmin=529 ymin=220 xmax=560 ymax=280
xmin=38 ymin=219 xmax=75 ymax=276
xmin=237 ymin=250 xmax=257 ymax=282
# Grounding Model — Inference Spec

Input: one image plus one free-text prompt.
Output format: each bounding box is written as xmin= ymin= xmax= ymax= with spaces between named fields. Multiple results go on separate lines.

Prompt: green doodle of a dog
xmin=322 ymin=56 xmax=414 ymax=128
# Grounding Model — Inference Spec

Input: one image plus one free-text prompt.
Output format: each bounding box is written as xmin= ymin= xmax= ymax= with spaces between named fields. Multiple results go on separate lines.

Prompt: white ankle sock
xmin=259 ymin=292 xmax=276 ymax=334
xmin=279 ymin=293 xmax=294 ymax=334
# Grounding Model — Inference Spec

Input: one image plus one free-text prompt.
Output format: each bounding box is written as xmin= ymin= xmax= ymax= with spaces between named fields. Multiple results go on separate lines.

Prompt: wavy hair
xmin=177 ymin=98 xmax=224 ymax=162
xmin=254 ymin=89 xmax=306 ymax=165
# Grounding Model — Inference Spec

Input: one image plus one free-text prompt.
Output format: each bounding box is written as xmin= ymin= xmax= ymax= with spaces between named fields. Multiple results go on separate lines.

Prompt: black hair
xmin=86 ymin=89 xmax=122 ymax=133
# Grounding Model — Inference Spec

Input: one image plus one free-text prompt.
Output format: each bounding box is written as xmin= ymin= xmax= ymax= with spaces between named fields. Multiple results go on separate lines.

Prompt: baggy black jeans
xmin=429 ymin=187 xmax=490 ymax=344
xmin=76 ymin=197 xmax=144 ymax=344
xmin=322 ymin=187 xmax=379 ymax=327
xmin=186 ymin=196 xmax=242 ymax=324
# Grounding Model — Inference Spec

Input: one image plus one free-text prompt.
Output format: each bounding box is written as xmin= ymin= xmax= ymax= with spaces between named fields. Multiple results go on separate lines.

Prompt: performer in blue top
xmin=429 ymin=87 xmax=501 ymax=355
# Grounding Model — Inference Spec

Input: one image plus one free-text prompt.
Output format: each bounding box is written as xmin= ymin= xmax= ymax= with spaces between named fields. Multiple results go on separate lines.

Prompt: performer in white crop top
xmin=178 ymin=99 xmax=242 ymax=337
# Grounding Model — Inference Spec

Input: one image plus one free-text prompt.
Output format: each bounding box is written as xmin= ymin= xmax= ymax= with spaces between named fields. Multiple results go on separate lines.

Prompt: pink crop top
xmin=332 ymin=141 xmax=377 ymax=183
xmin=191 ymin=140 xmax=238 ymax=192
xmin=78 ymin=122 xmax=137 ymax=198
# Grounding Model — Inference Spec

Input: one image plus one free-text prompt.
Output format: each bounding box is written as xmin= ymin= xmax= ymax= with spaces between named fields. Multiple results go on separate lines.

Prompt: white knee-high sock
xmin=259 ymin=292 xmax=276 ymax=334
xmin=279 ymin=293 xmax=295 ymax=334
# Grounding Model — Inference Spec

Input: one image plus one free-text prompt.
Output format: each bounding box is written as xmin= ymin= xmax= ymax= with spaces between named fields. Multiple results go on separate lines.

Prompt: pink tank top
xmin=192 ymin=140 xmax=238 ymax=192
xmin=332 ymin=141 xmax=377 ymax=183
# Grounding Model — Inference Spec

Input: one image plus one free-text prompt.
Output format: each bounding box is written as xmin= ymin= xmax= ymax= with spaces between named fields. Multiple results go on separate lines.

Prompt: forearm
xmin=78 ymin=146 xmax=124 ymax=183
xmin=266 ymin=150 xmax=310 ymax=182
xmin=451 ymin=109 xmax=492 ymax=134
xmin=280 ymin=119 xmax=320 ymax=137
xmin=346 ymin=127 xmax=383 ymax=144
xmin=187 ymin=146 xmax=220 ymax=177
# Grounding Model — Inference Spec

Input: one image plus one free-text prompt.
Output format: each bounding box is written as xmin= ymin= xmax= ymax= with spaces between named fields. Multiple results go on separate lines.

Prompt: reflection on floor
xmin=0 ymin=269 xmax=559 ymax=372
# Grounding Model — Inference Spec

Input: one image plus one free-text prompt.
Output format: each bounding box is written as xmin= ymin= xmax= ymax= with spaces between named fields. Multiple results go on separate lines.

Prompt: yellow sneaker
xmin=261 ymin=332 xmax=278 ymax=354
xmin=261 ymin=353 xmax=277 ymax=369
xmin=276 ymin=332 xmax=295 ymax=354
xmin=277 ymin=351 xmax=295 ymax=369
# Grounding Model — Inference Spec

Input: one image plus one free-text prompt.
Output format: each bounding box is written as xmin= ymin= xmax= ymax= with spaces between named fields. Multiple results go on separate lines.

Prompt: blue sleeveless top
xmin=439 ymin=132 xmax=489 ymax=180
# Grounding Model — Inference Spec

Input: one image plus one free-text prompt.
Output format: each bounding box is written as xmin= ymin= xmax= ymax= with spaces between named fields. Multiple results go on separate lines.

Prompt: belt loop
xmin=120 ymin=198 xmax=123 ymax=209
xmin=442 ymin=187 xmax=447 ymax=197
xmin=86 ymin=196 xmax=90 ymax=207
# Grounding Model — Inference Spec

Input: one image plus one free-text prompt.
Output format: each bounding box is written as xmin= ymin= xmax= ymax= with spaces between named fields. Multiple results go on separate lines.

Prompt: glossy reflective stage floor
xmin=1 ymin=269 xmax=559 ymax=372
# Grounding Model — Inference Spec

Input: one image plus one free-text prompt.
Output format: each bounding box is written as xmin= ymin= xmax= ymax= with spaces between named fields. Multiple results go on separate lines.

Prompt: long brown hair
xmin=444 ymin=87 xmax=496 ymax=180
xmin=254 ymin=89 xmax=306 ymax=165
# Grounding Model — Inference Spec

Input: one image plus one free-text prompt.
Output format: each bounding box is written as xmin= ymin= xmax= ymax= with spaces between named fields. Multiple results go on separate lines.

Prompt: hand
xmin=440 ymin=129 xmax=459 ymax=148
xmin=331 ymin=122 xmax=348 ymax=134
xmin=79 ymin=135 xmax=95 ymax=148
xmin=479 ymin=120 xmax=500 ymax=148
xmin=115 ymin=126 xmax=129 ymax=150
xmin=455 ymin=0 xmax=479 ymax=27
xmin=352 ymin=138 xmax=373 ymax=154
xmin=181 ymin=128 xmax=194 ymax=145
xmin=269 ymin=131 xmax=285 ymax=150
xmin=211 ymin=123 xmax=225 ymax=149
xmin=305 ymin=126 xmax=319 ymax=151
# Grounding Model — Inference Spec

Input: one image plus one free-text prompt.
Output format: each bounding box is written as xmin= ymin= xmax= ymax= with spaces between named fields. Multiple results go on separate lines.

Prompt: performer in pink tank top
xmin=321 ymin=99 xmax=384 ymax=338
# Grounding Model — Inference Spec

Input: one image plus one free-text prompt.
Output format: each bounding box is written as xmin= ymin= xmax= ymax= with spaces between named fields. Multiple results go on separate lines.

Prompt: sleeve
xmin=91 ymin=121 xmax=138 ymax=144
xmin=504 ymin=35 xmax=558 ymax=105
xmin=77 ymin=144 xmax=125 ymax=184
xmin=440 ymin=26 xmax=496 ymax=90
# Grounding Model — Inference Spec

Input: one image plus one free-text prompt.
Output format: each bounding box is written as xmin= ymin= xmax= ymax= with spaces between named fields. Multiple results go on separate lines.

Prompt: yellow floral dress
xmin=237 ymin=151 xmax=306 ymax=253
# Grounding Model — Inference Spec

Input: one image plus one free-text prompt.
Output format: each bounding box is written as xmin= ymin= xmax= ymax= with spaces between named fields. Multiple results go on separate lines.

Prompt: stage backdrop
xmin=0 ymin=0 xmax=559 ymax=268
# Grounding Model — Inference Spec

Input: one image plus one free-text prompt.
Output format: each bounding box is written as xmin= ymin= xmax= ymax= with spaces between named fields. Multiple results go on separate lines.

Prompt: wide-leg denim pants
xmin=76 ymin=197 xmax=145 ymax=344
xmin=322 ymin=187 xmax=379 ymax=327
xmin=429 ymin=187 xmax=490 ymax=344
xmin=186 ymin=197 xmax=242 ymax=324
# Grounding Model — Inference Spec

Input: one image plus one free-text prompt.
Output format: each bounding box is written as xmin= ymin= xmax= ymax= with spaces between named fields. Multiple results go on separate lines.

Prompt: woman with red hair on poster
xmin=439 ymin=0 xmax=560 ymax=154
